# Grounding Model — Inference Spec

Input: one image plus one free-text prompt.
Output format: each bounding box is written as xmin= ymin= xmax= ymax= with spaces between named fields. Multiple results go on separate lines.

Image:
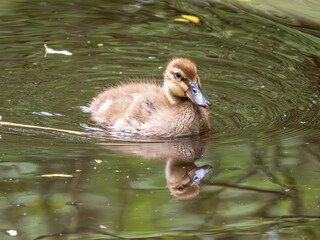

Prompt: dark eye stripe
xmin=170 ymin=70 xmax=190 ymax=82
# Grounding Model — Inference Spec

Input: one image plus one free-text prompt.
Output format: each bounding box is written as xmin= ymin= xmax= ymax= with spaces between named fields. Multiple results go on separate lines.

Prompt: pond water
xmin=1 ymin=0 xmax=320 ymax=239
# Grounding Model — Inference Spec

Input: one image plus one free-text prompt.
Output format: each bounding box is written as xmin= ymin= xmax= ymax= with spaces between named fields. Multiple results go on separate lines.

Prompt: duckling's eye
xmin=175 ymin=72 xmax=182 ymax=79
xmin=177 ymin=186 xmax=184 ymax=191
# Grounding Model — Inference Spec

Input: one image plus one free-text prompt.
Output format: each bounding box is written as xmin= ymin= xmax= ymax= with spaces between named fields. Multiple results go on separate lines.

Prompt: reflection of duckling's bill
xmin=89 ymin=58 xmax=212 ymax=137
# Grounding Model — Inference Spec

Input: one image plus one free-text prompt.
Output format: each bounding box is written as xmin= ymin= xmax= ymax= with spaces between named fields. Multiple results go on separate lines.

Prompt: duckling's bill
xmin=186 ymin=82 xmax=212 ymax=109
xmin=190 ymin=164 xmax=212 ymax=185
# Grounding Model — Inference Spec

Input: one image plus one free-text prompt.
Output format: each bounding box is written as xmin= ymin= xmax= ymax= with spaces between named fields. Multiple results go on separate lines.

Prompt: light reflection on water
xmin=0 ymin=0 xmax=320 ymax=239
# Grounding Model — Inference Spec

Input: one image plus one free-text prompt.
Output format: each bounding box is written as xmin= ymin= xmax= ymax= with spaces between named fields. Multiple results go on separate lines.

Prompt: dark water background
xmin=1 ymin=0 xmax=320 ymax=239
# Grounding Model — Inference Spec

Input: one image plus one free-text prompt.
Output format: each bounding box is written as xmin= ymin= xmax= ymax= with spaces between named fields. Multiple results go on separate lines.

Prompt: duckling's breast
xmin=138 ymin=101 xmax=212 ymax=137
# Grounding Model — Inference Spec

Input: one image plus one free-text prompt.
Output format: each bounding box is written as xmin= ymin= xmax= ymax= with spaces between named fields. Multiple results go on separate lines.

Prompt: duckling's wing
xmin=90 ymin=83 xmax=163 ymax=132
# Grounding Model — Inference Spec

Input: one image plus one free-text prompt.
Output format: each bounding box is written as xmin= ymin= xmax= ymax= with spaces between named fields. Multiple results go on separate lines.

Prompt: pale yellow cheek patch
xmin=169 ymin=82 xmax=187 ymax=98
xmin=180 ymin=82 xmax=189 ymax=93
xmin=172 ymin=86 xmax=185 ymax=98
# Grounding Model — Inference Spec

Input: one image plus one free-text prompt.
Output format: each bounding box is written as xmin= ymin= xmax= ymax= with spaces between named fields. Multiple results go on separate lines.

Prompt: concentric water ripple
xmin=0 ymin=0 xmax=319 ymax=142
xmin=183 ymin=2 xmax=320 ymax=139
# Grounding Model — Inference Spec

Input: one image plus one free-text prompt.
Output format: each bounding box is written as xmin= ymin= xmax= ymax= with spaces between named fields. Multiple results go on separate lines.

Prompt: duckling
xmin=89 ymin=58 xmax=212 ymax=137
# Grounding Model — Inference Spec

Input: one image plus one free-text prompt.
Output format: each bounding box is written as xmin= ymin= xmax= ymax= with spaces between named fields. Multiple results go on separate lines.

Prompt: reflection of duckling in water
xmin=164 ymin=138 xmax=212 ymax=200
xmin=89 ymin=58 xmax=212 ymax=137
xmin=101 ymin=137 xmax=212 ymax=200
xmin=166 ymin=158 xmax=212 ymax=200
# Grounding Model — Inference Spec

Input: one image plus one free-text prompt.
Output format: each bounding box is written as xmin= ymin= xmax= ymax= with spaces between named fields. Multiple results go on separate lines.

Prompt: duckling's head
xmin=165 ymin=159 xmax=212 ymax=200
xmin=163 ymin=58 xmax=211 ymax=108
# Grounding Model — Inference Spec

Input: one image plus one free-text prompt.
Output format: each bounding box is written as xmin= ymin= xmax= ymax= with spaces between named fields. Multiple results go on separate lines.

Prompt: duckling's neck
xmin=164 ymin=82 xmax=185 ymax=105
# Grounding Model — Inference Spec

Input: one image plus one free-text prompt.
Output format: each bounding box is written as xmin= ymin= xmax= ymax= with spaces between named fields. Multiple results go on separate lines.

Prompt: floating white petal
xmin=44 ymin=44 xmax=72 ymax=56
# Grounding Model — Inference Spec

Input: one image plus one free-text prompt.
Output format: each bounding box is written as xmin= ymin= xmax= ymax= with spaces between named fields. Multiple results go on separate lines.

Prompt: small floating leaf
xmin=41 ymin=174 xmax=73 ymax=178
xmin=95 ymin=159 xmax=102 ymax=163
xmin=181 ymin=14 xmax=200 ymax=23
xmin=97 ymin=43 xmax=104 ymax=47
xmin=174 ymin=18 xmax=190 ymax=23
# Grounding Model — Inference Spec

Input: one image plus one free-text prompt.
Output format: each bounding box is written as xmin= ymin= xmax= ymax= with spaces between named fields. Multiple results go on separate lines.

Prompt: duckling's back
xmin=90 ymin=82 xmax=166 ymax=131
